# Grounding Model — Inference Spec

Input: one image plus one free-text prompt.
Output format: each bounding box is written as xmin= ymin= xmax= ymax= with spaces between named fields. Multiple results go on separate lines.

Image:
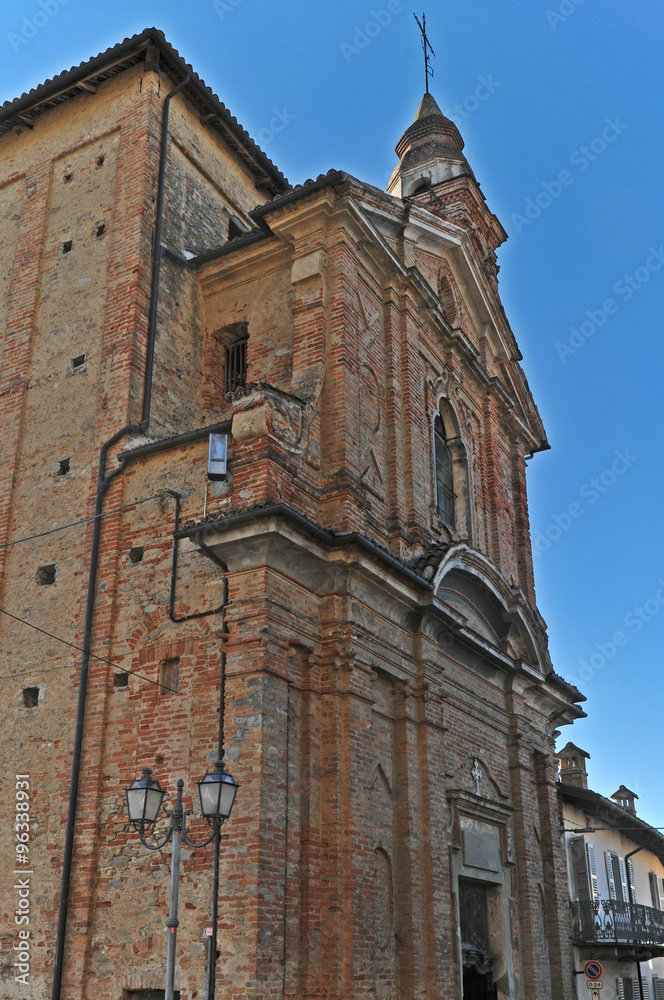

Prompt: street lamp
xmin=125 ymin=760 xmax=238 ymax=1000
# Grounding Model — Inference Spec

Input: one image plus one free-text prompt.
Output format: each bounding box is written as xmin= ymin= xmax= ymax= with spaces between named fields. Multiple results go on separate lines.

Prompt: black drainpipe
xmin=167 ymin=490 xmax=227 ymax=623
xmin=51 ymin=71 xmax=190 ymax=1000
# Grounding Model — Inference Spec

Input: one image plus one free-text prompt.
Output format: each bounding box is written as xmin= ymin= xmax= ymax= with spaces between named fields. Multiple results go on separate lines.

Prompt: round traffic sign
xmin=585 ymin=961 xmax=603 ymax=980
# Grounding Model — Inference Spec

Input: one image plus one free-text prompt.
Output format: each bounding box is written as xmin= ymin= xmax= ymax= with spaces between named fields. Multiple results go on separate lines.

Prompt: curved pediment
xmin=433 ymin=545 xmax=548 ymax=673
xmin=438 ymin=568 xmax=507 ymax=647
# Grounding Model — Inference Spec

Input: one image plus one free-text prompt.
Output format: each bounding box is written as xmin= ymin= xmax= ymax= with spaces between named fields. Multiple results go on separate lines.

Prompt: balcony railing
xmin=571 ymin=899 xmax=664 ymax=947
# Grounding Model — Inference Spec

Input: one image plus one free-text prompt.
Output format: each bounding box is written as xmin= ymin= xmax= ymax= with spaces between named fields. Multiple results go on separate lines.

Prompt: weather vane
xmin=414 ymin=13 xmax=435 ymax=94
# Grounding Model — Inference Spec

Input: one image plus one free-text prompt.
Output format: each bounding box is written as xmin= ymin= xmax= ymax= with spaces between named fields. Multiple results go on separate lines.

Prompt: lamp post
xmin=125 ymin=759 xmax=238 ymax=1000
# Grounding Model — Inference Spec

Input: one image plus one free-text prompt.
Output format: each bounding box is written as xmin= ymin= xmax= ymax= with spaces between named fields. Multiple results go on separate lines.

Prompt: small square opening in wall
xmin=114 ymin=672 xmax=129 ymax=689
xmin=94 ymin=221 xmax=106 ymax=239
xmin=57 ymin=457 xmax=70 ymax=476
xmin=62 ymin=240 xmax=73 ymax=254
xmin=22 ymin=687 xmax=39 ymax=708
xmin=36 ymin=564 xmax=56 ymax=585
xmin=128 ymin=546 xmax=144 ymax=564
xmin=69 ymin=353 xmax=87 ymax=374
xmin=96 ymin=155 xmax=105 ymax=167
xmin=159 ymin=657 xmax=180 ymax=695
xmin=63 ymin=172 xmax=72 ymax=183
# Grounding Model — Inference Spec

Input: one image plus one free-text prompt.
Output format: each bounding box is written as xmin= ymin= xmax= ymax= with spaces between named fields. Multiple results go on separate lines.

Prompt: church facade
xmin=0 ymin=29 xmax=584 ymax=1000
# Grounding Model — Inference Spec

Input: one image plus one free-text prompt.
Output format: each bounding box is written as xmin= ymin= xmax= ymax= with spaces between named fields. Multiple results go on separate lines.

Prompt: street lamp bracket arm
xmin=182 ymin=813 xmax=221 ymax=848
xmin=137 ymin=821 xmax=174 ymax=851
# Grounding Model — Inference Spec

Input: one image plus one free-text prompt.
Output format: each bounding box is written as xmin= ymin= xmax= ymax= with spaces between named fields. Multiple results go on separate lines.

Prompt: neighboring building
xmin=559 ymin=743 xmax=664 ymax=1000
xmin=0 ymin=28 xmax=586 ymax=1000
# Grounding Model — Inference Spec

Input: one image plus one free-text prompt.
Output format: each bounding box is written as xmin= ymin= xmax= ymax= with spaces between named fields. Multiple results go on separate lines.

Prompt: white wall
xmin=564 ymin=801 xmax=664 ymax=1000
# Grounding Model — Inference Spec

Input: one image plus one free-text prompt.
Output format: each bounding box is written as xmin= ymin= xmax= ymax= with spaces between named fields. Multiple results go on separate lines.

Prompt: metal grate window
xmin=225 ymin=338 xmax=247 ymax=395
xmin=434 ymin=415 xmax=455 ymax=528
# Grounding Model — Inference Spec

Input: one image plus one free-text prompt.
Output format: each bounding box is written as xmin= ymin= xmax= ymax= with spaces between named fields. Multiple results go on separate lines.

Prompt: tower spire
xmin=414 ymin=13 xmax=435 ymax=95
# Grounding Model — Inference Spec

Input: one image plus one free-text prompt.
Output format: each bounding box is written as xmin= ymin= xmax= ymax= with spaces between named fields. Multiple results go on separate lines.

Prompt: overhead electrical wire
xmin=0 ymin=491 xmax=168 ymax=548
xmin=0 ymin=606 xmax=182 ymax=691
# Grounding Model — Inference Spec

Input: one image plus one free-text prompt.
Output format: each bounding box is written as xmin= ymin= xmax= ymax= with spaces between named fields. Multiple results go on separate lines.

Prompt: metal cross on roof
xmin=414 ymin=13 xmax=436 ymax=95
xmin=471 ymin=758 xmax=483 ymax=796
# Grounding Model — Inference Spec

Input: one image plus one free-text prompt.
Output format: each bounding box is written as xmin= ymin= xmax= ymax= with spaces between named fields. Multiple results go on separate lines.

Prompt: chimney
xmin=557 ymin=742 xmax=590 ymax=790
xmin=611 ymin=785 xmax=638 ymax=816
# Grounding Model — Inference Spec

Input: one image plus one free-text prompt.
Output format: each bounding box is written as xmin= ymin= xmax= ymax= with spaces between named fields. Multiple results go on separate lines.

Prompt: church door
xmin=459 ymin=880 xmax=495 ymax=1000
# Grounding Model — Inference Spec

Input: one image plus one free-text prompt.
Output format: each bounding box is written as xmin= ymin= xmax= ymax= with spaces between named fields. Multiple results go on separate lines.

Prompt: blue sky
xmin=1 ymin=0 xmax=663 ymax=823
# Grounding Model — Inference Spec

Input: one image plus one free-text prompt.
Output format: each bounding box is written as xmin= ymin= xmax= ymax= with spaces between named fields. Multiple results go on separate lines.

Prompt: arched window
xmin=434 ymin=414 xmax=455 ymax=527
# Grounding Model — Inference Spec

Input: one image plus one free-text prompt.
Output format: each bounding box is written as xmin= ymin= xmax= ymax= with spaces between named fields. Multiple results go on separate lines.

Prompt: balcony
xmin=571 ymin=899 xmax=664 ymax=951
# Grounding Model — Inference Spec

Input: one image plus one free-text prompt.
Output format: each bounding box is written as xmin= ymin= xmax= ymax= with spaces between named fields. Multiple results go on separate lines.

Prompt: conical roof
xmin=394 ymin=92 xmax=465 ymax=162
xmin=413 ymin=92 xmax=445 ymax=120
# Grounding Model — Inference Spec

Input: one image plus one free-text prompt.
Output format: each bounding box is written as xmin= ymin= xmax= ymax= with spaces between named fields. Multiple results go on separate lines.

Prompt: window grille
xmin=434 ymin=415 xmax=455 ymax=527
xmin=225 ymin=338 xmax=247 ymax=395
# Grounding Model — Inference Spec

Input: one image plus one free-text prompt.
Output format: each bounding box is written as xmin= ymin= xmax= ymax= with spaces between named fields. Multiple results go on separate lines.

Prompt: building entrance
xmin=459 ymin=880 xmax=495 ymax=1000
xmin=462 ymin=966 xmax=494 ymax=999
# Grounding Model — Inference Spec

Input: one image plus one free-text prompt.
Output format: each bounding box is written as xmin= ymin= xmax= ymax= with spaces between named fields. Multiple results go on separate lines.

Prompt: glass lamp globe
xmin=125 ymin=767 xmax=165 ymax=828
xmin=198 ymin=759 xmax=239 ymax=823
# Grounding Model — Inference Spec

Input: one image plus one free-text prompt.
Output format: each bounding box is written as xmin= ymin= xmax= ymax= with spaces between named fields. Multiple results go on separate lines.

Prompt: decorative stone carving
xmin=471 ymin=758 xmax=483 ymax=796
xmin=426 ymin=366 xmax=462 ymax=407
xmin=230 ymin=381 xmax=306 ymax=453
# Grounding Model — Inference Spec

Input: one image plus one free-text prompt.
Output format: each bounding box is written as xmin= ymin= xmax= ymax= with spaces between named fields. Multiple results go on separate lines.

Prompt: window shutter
xmin=618 ymin=856 xmax=630 ymax=903
xmin=587 ymin=843 xmax=600 ymax=900
xmin=654 ymin=977 xmax=664 ymax=1000
xmin=570 ymin=837 xmax=591 ymax=901
xmin=606 ymin=851 xmax=617 ymax=899
xmin=627 ymin=857 xmax=637 ymax=903
xmin=618 ymin=978 xmax=636 ymax=1000
xmin=650 ymin=872 xmax=660 ymax=909
xmin=643 ymin=980 xmax=651 ymax=1000
xmin=658 ymin=875 xmax=664 ymax=909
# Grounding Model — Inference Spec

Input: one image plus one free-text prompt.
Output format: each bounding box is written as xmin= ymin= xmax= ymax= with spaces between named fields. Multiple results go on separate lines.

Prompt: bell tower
xmin=387 ymin=92 xmax=507 ymax=292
